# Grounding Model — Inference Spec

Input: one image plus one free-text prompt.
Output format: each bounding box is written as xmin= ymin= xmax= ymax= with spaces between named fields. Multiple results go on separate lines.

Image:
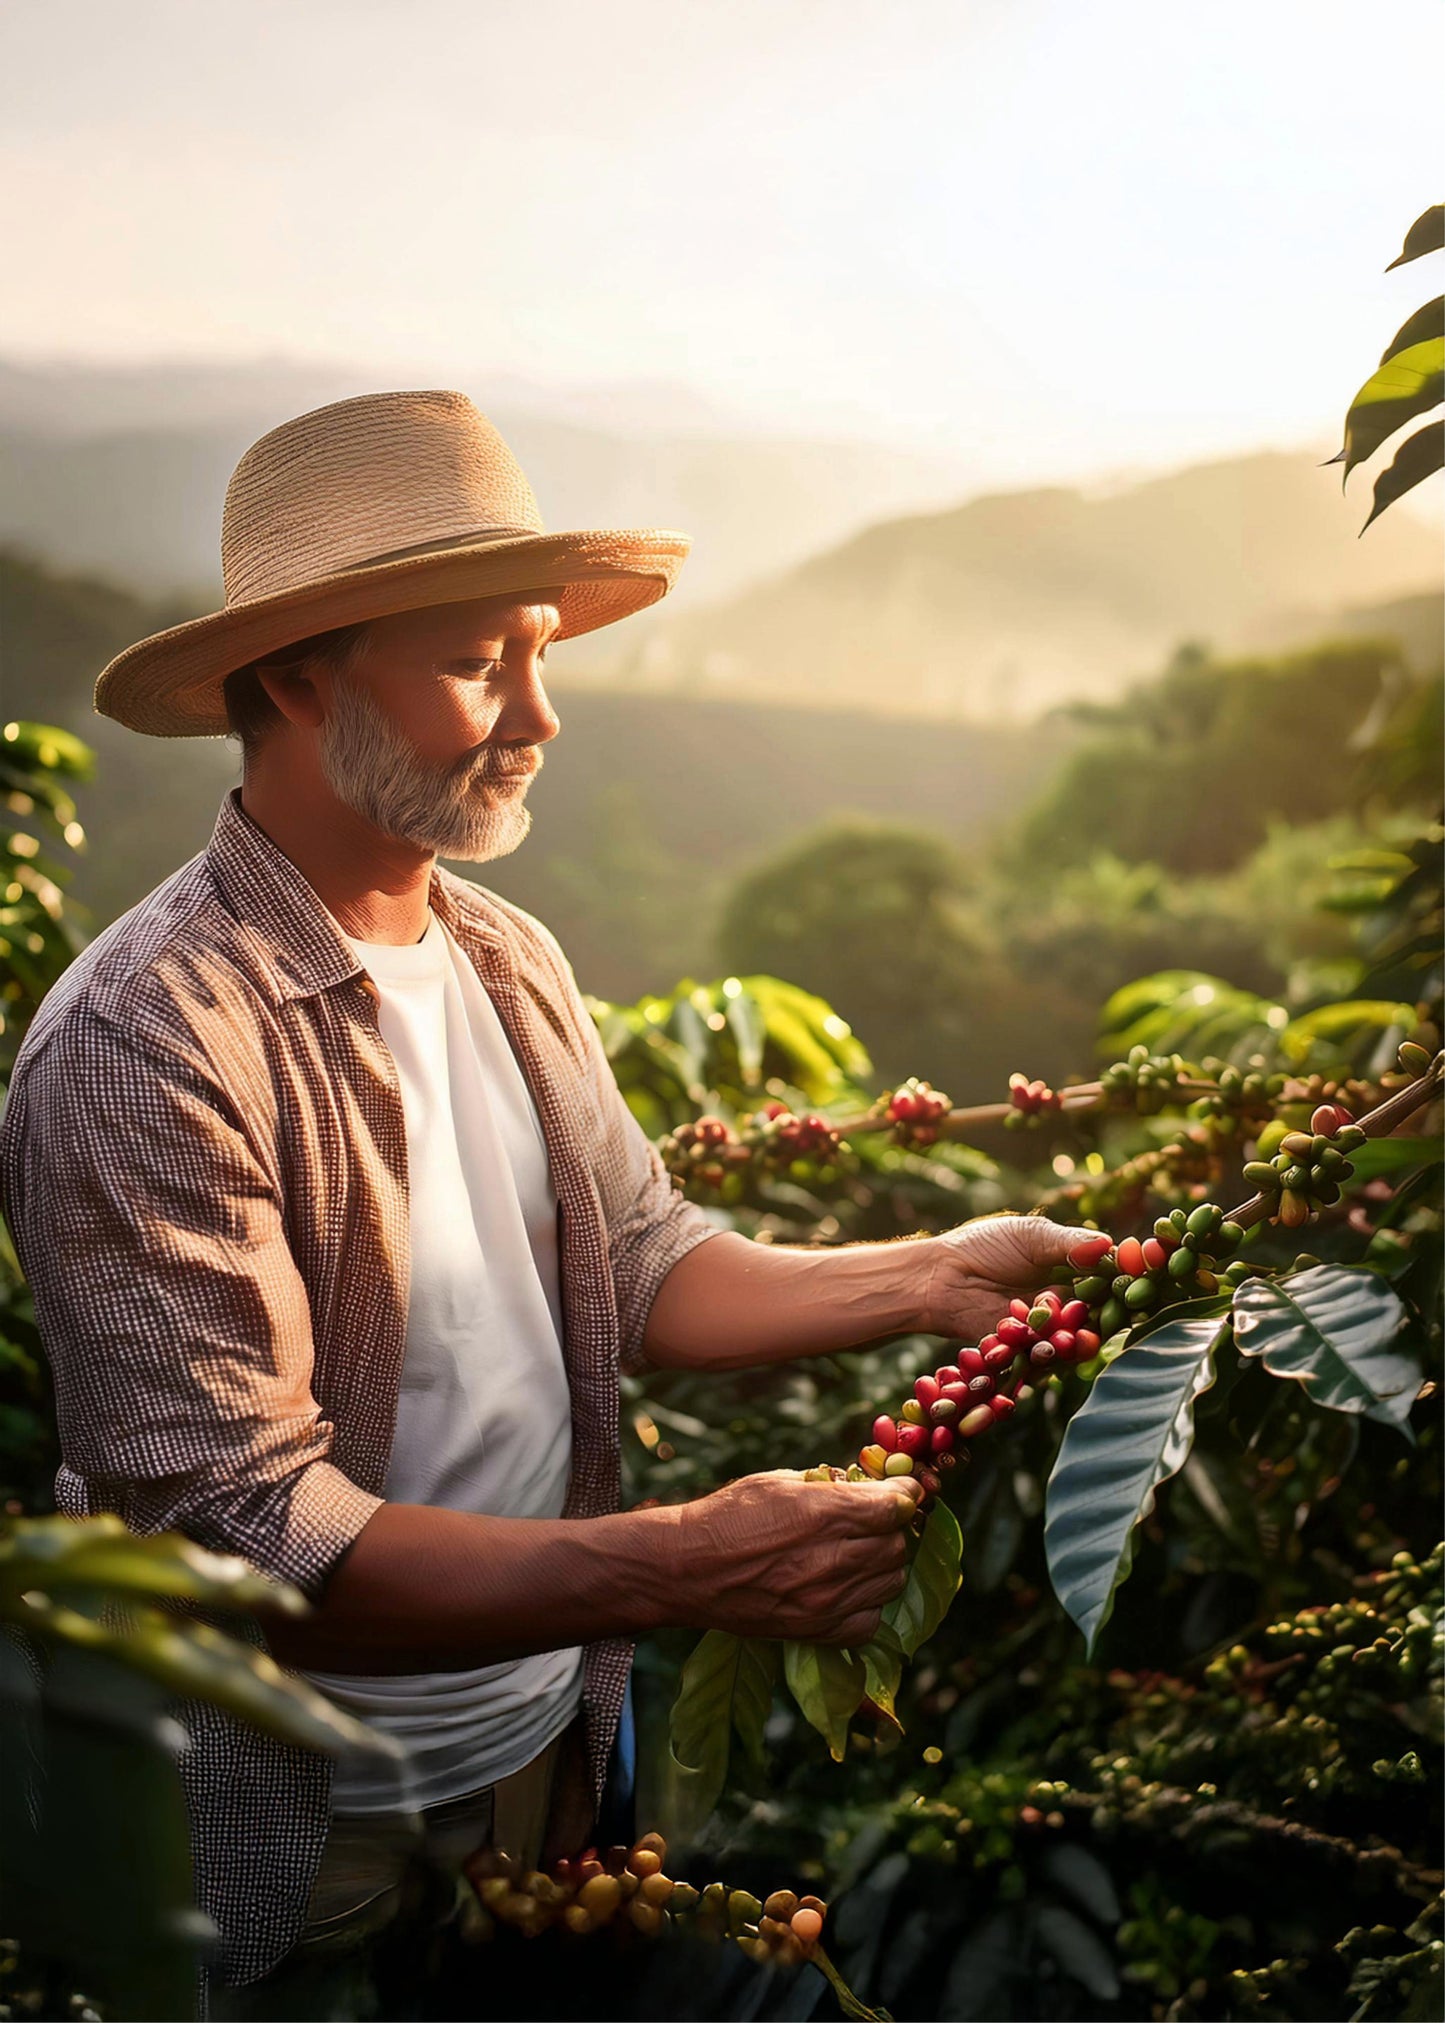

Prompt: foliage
xmin=1333 ymin=204 xmax=1444 ymax=530
xmin=1009 ymin=639 xmax=1439 ymax=879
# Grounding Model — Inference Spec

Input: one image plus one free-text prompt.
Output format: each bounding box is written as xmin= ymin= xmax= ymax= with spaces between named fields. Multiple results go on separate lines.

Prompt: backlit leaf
xmin=1385 ymin=204 xmax=1444 ymax=270
xmin=782 ymin=1640 xmax=867 ymax=1761
xmin=1362 ymin=421 xmax=1445 ymax=531
xmin=1334 ymin=339 xmax=1444 ymax=479
xmin=668 ymin=1631 xmax=777 ymax=1824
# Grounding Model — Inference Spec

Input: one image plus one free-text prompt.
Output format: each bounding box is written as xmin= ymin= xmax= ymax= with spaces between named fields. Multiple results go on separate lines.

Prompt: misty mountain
xmin=641 ymin=450 xmax=1441 ymax=716
xmin=0 ymin=357 xmax=964 ymax=605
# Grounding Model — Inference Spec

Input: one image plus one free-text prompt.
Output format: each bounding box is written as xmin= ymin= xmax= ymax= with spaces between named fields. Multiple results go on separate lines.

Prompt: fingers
xmin=840 ymin=1479 xmax=924 ymax=1533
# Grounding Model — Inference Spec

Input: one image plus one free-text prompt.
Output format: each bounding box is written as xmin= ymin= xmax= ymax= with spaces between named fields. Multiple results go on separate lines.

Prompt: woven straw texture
xmin=94 ymin=390 xmax=690 ymax=738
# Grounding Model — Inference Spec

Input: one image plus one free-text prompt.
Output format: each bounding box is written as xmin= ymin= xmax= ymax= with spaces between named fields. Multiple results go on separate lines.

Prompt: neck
xmin=240 ymin=747 xmax=435 ymax=946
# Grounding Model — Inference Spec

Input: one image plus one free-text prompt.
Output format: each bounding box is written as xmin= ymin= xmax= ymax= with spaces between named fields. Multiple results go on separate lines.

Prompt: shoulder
xmin=9 ymin=850 xmax=284 ymax=1092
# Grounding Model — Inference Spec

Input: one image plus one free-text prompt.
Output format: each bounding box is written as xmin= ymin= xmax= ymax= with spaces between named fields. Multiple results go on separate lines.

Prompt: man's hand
xmin=920 ymin=1213 xmax=1083 ymax=1342
xmin=671 ymin=1470 xmax=921 ymax=1646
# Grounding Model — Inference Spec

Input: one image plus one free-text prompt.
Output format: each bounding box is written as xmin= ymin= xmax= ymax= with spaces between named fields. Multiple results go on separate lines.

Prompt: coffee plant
xmin=1332 ymin=201 xmax=1442 ymax=531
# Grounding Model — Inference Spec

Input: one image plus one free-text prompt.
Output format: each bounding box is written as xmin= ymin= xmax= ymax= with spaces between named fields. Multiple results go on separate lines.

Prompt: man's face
xmin=316 ymin=595 xmax=561 ymax=862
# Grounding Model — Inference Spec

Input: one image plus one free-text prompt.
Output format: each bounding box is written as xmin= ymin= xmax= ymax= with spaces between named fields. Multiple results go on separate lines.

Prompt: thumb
xmin=1027 ymin=1216 xmax=1092 ymax=1262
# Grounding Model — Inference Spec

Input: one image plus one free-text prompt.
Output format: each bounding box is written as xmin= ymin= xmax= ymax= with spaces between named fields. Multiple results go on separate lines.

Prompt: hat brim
xmin=93 ymin=526 xmax=690 ymax=737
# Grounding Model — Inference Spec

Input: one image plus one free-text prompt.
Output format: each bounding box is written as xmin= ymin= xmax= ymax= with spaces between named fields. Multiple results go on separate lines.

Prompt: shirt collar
xmin=205 ymin=789 xmax=503 ymax=1006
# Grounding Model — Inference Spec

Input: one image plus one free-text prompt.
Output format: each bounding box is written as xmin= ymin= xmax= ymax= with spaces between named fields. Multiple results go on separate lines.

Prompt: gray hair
xmin=222 ymin=622 xmax=374 ymax=766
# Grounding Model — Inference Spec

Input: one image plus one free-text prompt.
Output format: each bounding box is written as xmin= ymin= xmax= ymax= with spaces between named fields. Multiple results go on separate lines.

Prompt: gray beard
xmin=317 ymin=677 xmax=536 ymax=863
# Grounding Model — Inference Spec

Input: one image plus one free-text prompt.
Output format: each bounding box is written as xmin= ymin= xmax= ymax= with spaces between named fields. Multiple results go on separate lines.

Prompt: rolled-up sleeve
xmin=0 ymin=1013 xmax=381 ymax=1595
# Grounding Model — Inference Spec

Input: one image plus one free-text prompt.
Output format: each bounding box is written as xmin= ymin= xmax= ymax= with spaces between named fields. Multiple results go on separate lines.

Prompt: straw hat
xmin=94 ymin=389 xmax=691 ymax=737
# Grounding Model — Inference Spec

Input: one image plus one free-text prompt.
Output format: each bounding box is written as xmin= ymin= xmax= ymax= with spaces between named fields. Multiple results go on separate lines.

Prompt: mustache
xmin=461 ymin=748 xmax=543 ymax=783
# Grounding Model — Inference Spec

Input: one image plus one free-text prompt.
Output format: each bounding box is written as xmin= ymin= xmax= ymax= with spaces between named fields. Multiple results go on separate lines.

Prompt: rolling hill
xmin=640 ymin=450 xmax=1441 ymax=715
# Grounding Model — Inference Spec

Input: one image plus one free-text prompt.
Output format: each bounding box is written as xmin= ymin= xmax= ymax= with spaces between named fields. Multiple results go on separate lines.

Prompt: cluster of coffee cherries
xmin=1071 ymin=1203 xmax=1252 ymax=1339
xmin=1188 ymin=1059 xmax=1289 ymax=1127
xmin=1100 ymin=1044 xmax=1193 ymax=1114
xmin=855 ymin=1263 xmax=1111 ymax=1491
xmin=1005 ymin=1073 xmax=1064 ymax=1129
xmin=1242 ymin=1103 xmax=1365 ymax=1230
xmin=884 ymin=1078 xmax=953 ymax=1147
xmin=660 ymin=1104 xmax=845 ymax=1194
xmin=465 ymin=1835 xmax=826 ymax=1968
xmin=751 ymin=1098 xmax=845 ymax=1165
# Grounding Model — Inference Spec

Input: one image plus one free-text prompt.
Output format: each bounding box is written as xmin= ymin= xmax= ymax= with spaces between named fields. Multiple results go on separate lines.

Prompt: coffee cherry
xmin=1115 ymin=1237 xmax=1146 ymax=1277
xmin=1027 ymin=1303 xmax=1054 ymax=1332
xmin=956 ymin=1347 xmax=988 ymax=1378
xmin=899 ymin=1398 xmax=926 ymax=1425
xmin=895 ymin=1422 xmax=929 ymax=1460
xmin=1398 ymin=1040 xmax=1433 ymax=1074
xmin=764 ymin=1890 xmax=799 ymax=1921
xmin=1074 ymin=1273 xmax=1111 ymax=1303
xmin=930 ymin=1397 xmax=959 ymax=1424
xmin=791 ymin=1907 xmax=825 ymax=1947
xmin=930 ymin=1424 xmax=956 ymax=1456
xmin=989 ymin=1393 xmax=1017 ymax=1420
xmin=884 ymin=1451 xmax=916 ymax=1476
xmin=859 ymin=1444 xmax=888 ymax=1478
xmin=1029 ymin=1342 xmax=1057 ymax=1370
xmin=1168 ymin=1245 xmax=1197 ymax=1281
xmin=872 ymin=1416 xmax=898 ymax=1452
xmin=959 ymin=1404 xmax=997 ymax=1439
xmin=915 ymin=1374 xmax=941 ymax=1410
xmin=1074 ymin=1328 xmax=1101 ymax=1356
xmin=998 ymin=1317 xmax=1031 ymax=1349
xmin=1009 ymin=1298 xmax=1032 ymax=1321
xmin=982 ymin=1340 xmax=1017 ymax=1370
xmin=1124 ymin=1276 xmax=1158 ymax=1311
xmin=1058 ymin=1299 xmax=1090 ymax=1330
xmin=1100 ymin=1297 xmax=1127 ymax=1336
xmin=1050 ymin=1330 xmax=1076 ymax=1358
xmin=1141 ymin=1237 xmax=1168 ymax=1271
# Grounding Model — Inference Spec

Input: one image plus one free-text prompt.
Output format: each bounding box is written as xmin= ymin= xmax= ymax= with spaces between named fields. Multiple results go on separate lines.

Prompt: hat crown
xmin=220 ymin=390 xmax=545 ymax=606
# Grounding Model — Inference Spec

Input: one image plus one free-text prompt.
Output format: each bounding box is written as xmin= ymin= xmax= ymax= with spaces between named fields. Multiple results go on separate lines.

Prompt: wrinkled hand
xmin=920 ymin=1213 xmax=1082 ymax=1342
xmin=674 ymin=1469 xmax=921 ymax=1647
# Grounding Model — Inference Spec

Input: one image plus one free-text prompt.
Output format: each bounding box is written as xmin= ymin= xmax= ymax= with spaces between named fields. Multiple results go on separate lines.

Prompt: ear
xmin=253 ymin=650 xmax=330 ymax=731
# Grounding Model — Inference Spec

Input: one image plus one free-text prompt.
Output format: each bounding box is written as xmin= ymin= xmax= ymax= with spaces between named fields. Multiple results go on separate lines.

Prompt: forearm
xmin=263 ymin=1499 xmax=684 ymax=1675
xmin=641 ymin=1228 xmax=938 ymax=1372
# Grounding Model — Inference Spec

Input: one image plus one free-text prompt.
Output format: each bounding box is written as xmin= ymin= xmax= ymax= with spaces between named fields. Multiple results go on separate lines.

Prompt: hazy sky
xmin=4 ymin=0 xmax=1442 ymax=492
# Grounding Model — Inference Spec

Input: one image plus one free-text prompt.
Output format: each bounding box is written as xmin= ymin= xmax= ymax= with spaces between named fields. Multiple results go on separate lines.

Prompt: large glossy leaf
xmin=1362 ymin=421 xmax=1445 ymax=530
xmin=1045 ymin=1311 xmax=1231 ymax=1653
xmin=1345 ymin=1135 xmax=1444 ymax=1183
xmin=883 ymin=1498 xmax=963 ymax=1657
xmin=1232 ymin=1266 xmax=1418 ymax=1436
xmin=1385 ymin=204 xmax=1444 ymax=269
xmin=1334 ymin=339 xmax=1444 ymax=479
xmin=782 ymin=1640 xmax=867 ymax=1761
xmin=668 ymin=1630 xmax=777 ymax=1824
xmin=14 ymin=1593 xmax=394 ymax=1757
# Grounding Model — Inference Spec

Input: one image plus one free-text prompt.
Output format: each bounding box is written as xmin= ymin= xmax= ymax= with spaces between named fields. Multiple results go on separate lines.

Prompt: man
xmin=0 ymin=390 xmax=1077 ymax=2004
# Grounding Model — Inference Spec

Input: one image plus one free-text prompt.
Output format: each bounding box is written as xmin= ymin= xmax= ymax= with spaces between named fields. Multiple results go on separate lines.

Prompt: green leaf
xmin=721 ymin=980 xmax=766 ymax=1086
xmin=14 ymin=1594 xmax=393 ymax=1757
xmin=0 ymin=1519 xmax=307 ymax=1617
xmin=1380 ymin=295 xmax=1444 ymax=365
xmin=1362 ymin=421 xmax=1444 ymax=531
xmin=858 ymin=1621 xmax=906 ymax=1727
xmin=1385 ymin=204 xmax=1444 ymax=270
xmin=1334 ymin=339 xmax=1444 ymax=480
xmin=883 ymin=1498 xmax=963 ymax=1656
xmin=1045 ymin=1311 xmax=1231 ymax=1653
xmin=1232 ymin=1266 xmax=1419 ymax=1437
xmin=1345 ymin=1135 xmax=1444 ymax=1183
xmin=668 ymin=1631 xmax=777 ymax=1822
xmin=782 ymin=1640 xmax=867 ymax=1761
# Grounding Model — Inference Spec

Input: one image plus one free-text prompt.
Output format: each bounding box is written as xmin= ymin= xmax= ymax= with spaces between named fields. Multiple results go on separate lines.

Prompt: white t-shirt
xmin=306 ymin=909 xmax=583 ymax=1813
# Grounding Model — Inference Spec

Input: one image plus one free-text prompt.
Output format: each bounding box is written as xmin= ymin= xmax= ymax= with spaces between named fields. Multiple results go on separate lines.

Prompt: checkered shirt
xmin=0 ymin=788 xmax=716 ymax=1987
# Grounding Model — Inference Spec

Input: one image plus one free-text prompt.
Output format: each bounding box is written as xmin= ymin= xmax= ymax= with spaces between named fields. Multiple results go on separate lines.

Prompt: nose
xmin=494 ymin=651 xmax=561 ymax=750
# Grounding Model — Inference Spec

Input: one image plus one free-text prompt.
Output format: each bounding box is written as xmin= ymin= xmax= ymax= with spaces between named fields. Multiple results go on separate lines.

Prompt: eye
xmin=450 ymin=657 xmax=504 ymax=680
